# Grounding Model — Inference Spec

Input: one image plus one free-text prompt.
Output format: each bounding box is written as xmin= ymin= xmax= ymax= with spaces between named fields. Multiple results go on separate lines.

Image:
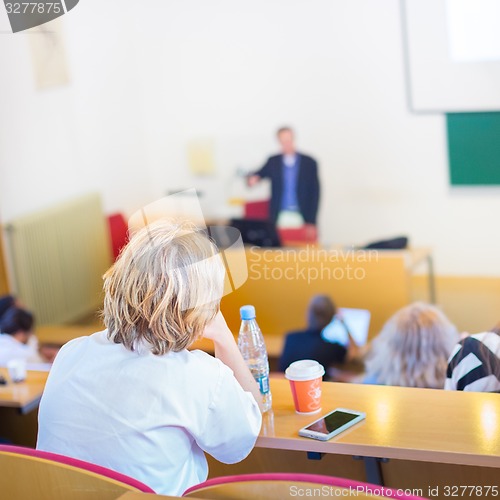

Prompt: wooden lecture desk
xmin=0 ymin=368 xmax=49 ymax=415
xmin=37 ymin=247 xmax=434 ymax=351
xmin=190 ymin=336 xmax=283 ymax=358
xmin=36 ymin=327 xmax=284 ymax=358
xmin=257 ymin=378 xmax=500 ymax=486
xmin=0 ymin=368 xmax=49 ymax=447
xmin=36 ymin=324 xmax=101 ymax=346
xmin=220 ymin=246 xmax=435 ymax=341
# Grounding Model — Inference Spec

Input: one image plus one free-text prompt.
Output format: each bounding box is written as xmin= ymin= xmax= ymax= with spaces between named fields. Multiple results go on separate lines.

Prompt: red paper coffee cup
xmin=285 ymin=360 xmax=325 ymax=414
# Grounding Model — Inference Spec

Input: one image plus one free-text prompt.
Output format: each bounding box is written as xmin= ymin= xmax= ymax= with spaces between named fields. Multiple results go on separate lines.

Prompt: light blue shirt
xmin=281 ymin=155 xmax=300 ymax=211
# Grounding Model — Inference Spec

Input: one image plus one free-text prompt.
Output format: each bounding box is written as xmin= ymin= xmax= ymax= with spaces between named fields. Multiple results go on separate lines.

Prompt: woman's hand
xmin=203 ymin=311 xmax=234 ymax=344
xmin=205 ymin=311 xmax=263 ymax=411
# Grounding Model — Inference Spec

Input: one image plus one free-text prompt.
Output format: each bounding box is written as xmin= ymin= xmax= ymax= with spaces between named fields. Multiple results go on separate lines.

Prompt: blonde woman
xmin=37 ymin=221 xmax=262 ymax=495
xmin=364 ymin=302 xmax=458 ymax=389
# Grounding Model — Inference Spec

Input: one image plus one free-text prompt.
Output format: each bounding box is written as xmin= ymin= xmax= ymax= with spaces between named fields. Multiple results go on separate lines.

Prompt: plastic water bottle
xmin=238 ymin=305 xmax=272 ymax=412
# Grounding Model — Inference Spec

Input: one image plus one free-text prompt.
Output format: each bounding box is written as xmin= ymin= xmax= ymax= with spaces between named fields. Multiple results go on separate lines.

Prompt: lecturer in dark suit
xmin=248 ymin=127 xmax=320 ymax=228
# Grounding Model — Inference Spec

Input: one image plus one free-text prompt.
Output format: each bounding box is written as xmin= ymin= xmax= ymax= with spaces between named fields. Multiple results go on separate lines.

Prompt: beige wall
xmin=0 ymin=229 xmax=10 ymax=296
xmin=1 ymin=0 xmax=500 ymax=277
xmin=412 ymin=276 xmax=500 ymax=334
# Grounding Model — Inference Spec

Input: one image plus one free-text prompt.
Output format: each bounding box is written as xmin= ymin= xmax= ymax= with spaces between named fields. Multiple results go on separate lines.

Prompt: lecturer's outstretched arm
xmin=247 ymin=158 xmax=272 ymax=187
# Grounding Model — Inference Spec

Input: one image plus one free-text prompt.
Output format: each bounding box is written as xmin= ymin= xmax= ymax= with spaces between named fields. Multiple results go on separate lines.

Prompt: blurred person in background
xmin=445 ymin=325 xmax=500 ymax=392
xmin=0 ymin=295 xmax=57 ymax=364
xmin=0 ymin=295 xmax=18 ymax=320
xmin=0 ymin=306 xmax=43 ymax=366
xmin=364 ymin=302 xmax=459 ymax=389
xmin=279 ymin=295 xmax=351 ymax=374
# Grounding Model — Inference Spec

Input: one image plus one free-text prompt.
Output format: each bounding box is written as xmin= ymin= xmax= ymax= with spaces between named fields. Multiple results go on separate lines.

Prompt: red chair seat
xmin=107 ymin=213 xmax=129 ymax=260
xmin=244 ymin=200 xmax=270 ymax=220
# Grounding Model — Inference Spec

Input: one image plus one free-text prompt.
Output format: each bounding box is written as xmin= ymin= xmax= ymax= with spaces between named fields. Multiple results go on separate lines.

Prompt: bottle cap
xmin=240 ymin=305 xmax=256 ymax=320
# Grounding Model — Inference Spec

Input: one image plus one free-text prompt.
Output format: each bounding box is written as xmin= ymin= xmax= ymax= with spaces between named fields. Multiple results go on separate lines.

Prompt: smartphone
xmin=298 ymin=408 xmax=366 ymax=441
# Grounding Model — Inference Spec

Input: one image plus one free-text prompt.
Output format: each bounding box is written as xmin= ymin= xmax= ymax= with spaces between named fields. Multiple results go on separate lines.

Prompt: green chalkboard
xmin=447 ymin=111 xmax=500 ymax=185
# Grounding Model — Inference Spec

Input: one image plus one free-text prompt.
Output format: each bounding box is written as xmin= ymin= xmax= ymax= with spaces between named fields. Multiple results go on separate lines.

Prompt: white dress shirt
xmin=37 ymin=330 xmax=261 ymax=495
xmin=0 ymin=333 xmax=42 ymax=366
xmin=283 ymin=153 xmax=297 ymax=167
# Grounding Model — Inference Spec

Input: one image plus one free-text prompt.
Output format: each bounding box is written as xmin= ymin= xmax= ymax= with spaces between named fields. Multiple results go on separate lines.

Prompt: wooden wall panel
xmin=0 ymin=227 xmax=10 ymax=296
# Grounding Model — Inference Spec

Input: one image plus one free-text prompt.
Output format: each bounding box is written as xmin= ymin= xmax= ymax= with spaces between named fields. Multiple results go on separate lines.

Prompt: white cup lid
xmin=285 ymin=359 xmax=325 ymax=381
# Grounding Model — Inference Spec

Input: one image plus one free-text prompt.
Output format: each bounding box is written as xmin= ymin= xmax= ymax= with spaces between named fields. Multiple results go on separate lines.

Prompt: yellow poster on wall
xmin=187 ymin=138 xmax=216 ymax=176
xmin=28 ymin=19 xmax=70 ymax=89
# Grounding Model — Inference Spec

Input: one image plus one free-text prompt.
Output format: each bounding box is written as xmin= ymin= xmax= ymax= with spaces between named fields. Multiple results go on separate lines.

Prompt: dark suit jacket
xmin=255 ymin=153 xmax=320 ymax=224
xmin=278 ymin=328 xmax=347 ymax=373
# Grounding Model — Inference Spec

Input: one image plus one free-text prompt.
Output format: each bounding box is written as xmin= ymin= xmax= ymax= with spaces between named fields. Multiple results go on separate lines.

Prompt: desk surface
xmin=0 ymin=369 xmax=49 ymax=414
xmin=259 ymin=378 xmax=500 ymax=468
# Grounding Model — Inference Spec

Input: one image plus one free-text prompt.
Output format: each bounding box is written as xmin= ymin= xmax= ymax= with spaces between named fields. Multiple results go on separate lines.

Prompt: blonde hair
xmin=365 ymin=302 xmax=458 ymax=389
xmin=103 ymin=220 xmax=225 ymax=355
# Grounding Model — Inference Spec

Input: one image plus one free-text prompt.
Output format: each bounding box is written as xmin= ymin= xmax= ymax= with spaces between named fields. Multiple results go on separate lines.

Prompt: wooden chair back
xmin=0 ymin=445 xmax=154 ymax=500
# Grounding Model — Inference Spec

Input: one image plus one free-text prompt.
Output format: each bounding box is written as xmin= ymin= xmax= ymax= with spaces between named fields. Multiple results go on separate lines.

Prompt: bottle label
xmin=256 ymin=374 xmax=270 ymax=395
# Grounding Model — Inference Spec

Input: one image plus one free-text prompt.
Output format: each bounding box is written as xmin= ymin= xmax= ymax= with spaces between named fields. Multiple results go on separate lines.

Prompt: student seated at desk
xmin=0 ymin=306 xmax=43 ymax=366
xmin=37 ymin=220 xmax=262 ymax=496
xmin=0 ymin=294 xmax=16 ymax=319
xmin=445 ymin=328 xmax=500 ymax=393
xmin=279 ymin=295 xmax=348 ymax=373
xmin=364 ymin=302 xmax=458 ymax=389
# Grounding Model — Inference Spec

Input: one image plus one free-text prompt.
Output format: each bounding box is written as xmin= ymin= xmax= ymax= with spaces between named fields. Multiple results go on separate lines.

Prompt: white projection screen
xmin=403 ymin=0 xmax=500 ymax=112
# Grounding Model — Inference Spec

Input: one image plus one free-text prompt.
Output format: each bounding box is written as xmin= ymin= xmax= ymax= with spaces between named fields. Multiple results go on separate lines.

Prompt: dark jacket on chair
xmin=279 ymin=328 xmax=347 ymax=373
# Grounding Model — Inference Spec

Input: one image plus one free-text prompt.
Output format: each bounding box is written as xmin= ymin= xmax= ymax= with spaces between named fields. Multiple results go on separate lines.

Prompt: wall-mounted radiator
xmin=3 ymin=193 xmax=112 ymax=325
